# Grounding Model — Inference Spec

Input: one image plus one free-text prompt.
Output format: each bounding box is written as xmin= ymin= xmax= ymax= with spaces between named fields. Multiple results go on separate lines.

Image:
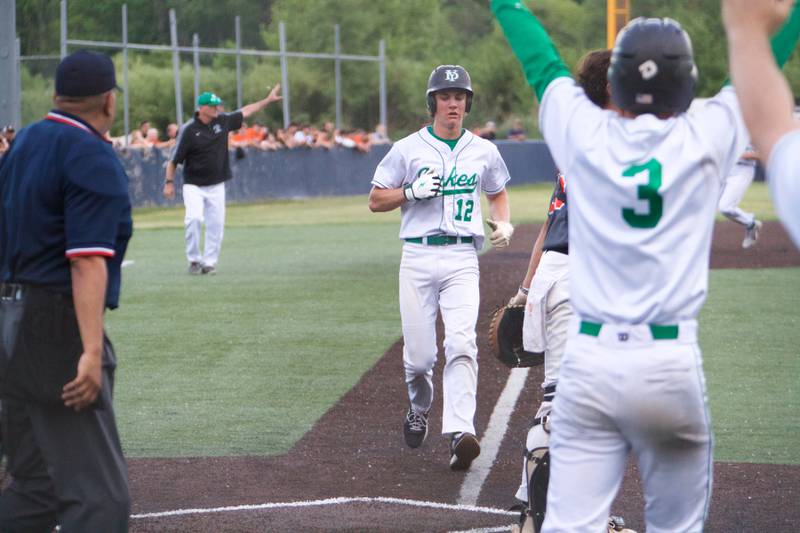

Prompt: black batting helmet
xmin=608 ymin=17 xmax=697 ymax=115
xmin=426 ymin=64 xmax=473 ymax=115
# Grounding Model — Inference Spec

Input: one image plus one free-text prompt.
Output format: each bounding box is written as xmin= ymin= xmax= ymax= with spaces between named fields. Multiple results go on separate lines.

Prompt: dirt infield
xmin=128 ymin=221 xmax=800 ymax=532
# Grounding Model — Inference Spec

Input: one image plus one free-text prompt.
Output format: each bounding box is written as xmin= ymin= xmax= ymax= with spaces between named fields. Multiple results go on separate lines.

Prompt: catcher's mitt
xmin=489 ymin=305 xmax=544 ymax=368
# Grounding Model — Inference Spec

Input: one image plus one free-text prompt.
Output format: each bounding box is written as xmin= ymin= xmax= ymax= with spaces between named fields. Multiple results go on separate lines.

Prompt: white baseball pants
xmin=718 ymin=165 xmax=756 ymax=227
xmin=183 ymin=182 xmax=226 ymax=267
xmin=399 ymin=242 xmax=479 ymax=436
xmin=543 ymin=319 xmax=712 ymax=533
xmin=515 ymin=250 xmax=571 ymax=501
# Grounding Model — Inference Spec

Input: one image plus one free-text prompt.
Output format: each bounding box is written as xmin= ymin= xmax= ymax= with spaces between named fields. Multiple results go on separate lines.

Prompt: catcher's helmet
xmin=426 ymin=64 xmax=473 ymax=115
xmin=608 ymin=17 xmax=697 ymax=115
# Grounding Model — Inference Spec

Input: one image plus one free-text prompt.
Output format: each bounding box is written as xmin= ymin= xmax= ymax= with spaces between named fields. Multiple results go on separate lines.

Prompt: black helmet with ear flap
xmin=426 ymin=65 xmax=473 ymax=115
xmin=608 ymin=17 xmax=697 ymax=115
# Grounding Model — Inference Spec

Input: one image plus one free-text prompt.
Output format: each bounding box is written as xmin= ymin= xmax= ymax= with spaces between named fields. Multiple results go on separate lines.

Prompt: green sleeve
xmin=771 ymin=3 xmax=800 ymax=68
xmin=491 ymin=0 xmax=571 ymax=102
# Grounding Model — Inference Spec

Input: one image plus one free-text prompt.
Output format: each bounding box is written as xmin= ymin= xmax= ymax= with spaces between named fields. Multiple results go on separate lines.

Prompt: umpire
xmin=0 ymin=50 xmax=132 ymax=532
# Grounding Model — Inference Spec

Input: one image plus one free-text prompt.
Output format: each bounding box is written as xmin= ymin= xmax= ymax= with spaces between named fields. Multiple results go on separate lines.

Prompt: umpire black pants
xmin=0 ymin=286 xmax=130 ymax=533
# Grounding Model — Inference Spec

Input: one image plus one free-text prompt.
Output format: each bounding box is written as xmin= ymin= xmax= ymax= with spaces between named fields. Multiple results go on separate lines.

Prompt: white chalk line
xmin=449 ymin=526 xmax=514 ymax=533
xmin=458 ymin=367 xmax=530 ymax=506
xmin=130 ymin=495 xmax=519 ymax=520
xmin=121 ymin=260 xmax=135 ymax=268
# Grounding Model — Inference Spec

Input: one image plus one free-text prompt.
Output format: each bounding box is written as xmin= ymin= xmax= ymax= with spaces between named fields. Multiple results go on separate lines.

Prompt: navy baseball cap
xmin=55 ymin=50 xmax=121 ymax=97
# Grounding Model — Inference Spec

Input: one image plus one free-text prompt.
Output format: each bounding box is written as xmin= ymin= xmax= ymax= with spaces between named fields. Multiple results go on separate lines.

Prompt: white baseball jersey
xmin=767 ymin=128 xmax=800 ymax=248
xmin=372 ymin=127 xmax=510 ymax=250
xmin=540 ymin=79 xmax=748 ymax=324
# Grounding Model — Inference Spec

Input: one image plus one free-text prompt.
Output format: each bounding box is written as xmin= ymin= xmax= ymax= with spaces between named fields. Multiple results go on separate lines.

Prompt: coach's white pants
xmin=183 ymin=183 xmax=226 ymax=267
xmin=718 ymin=165 xmax=756 ymax=227
xmin=543 ymin=319 xmax=712 ymax=533
xmin=399 ymin=243 xmax=479 ymax=436
xmin=515 ymin=250 xmax=570 ymax=501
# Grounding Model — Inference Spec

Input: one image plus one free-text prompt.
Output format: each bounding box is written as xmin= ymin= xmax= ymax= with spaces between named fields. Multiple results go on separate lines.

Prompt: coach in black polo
xmin=0 ymin=50 xmax=132 ymax=532
xmin=164 ymin=85 xmax=282 ymax=275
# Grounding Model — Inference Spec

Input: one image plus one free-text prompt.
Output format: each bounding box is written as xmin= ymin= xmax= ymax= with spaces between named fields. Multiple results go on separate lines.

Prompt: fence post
xmin=235 ymin=16 xmax=242 ymax=110
xmin=279 ymin=21 xmax=290 ymax=128
xmin=60 ymin=0 xmax=67 ymax=59
xmin=192 ymin=33 xmax=200 ymax=108
xmin=379 ymin=39 xmax=387 ymax=134
xmin=14 ymin=37 xmax=21 ymax=129
xmin=334 ymin=24 xmax=341 ymax=129
xmin=169 ymin=8 xmax=183 ymax=126
xmin=122 ymin=3 xmax=129 ymax=146
xmin=0 ymin=0 xmax=16 ymax=129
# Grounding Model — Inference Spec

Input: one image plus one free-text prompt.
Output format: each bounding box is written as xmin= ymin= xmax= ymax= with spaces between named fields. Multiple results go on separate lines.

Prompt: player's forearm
xmin=368 ymin=186 xmax=406 ymax=212
xmin=165 ymin=161 xmax=177 ymax=182
xmin=241 ymin=97 xmax=274 ymax=119
xmin=491 ymin=0 xmax=570 ymax=102
xmin=728 ymin=31 xmax=797 ymax=159
xmin=522 ymin=219 xmax=549 ymax=289
xmin=70 ymin=256 xmax=107 ymax=358
xmin=487 ymin=189 xmax=510 ymax=223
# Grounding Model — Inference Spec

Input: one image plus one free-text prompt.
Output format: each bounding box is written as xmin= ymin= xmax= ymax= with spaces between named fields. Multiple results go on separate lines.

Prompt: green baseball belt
xmin=579 ymin=320 xmax=679 ymax=340
xmin=405 ymin=235 xmax=474 ymax=246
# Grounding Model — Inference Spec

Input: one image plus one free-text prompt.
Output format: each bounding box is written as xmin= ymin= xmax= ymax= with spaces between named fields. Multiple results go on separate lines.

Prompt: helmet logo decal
xmin=445 ymin=69 xmax=460 ymax=82
xmin=639 ymin=60 xmax=659 ymax=80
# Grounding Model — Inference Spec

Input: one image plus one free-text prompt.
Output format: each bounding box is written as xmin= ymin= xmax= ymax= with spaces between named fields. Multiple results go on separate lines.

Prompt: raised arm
xmin=241 ymin=84 xmax=282 ymax=119
xmin=723 ymin=0 xmax=800 ymax=160
xmin=491 ymin=0 xmax=571 ymax=101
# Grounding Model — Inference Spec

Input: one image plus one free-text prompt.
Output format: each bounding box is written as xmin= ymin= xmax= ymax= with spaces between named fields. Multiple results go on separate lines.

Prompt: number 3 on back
xmin=622 ymin=158 xmax=662 ymax=228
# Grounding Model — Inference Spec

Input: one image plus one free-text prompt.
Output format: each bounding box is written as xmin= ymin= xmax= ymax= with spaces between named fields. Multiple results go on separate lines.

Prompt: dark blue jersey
xmin=0 ymin=111 xmax=133 ymax=308
xmin=542 ymin=172 xmax=568 ymax=254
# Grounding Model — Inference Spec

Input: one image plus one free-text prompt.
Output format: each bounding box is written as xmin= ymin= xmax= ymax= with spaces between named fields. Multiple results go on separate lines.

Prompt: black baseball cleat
xmin=201 ymin=265 xmax=216 ymax=275
xmin=188 ymin=262 xmax=202 ymax=275
xmin=403 ymin=408 xmax=429 ymax=448
xmin=449 ymin=432 xmax=480 ymax=471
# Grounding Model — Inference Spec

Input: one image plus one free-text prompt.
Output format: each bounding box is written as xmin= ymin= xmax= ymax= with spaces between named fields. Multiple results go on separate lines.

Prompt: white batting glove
xmin=486 ymin=219 xmax=514 ymax=248
xmin=508 ymin=286 xmax=528 ymax=306
xmin=404 ymin=169 xmax=442 ymax=202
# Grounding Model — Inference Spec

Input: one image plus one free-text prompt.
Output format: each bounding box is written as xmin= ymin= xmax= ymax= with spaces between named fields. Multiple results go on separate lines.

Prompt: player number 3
xmin=622 ymin=158 xmax=663 ymax=228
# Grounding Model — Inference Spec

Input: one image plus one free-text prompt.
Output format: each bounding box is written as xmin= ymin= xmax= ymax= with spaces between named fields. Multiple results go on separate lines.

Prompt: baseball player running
xmin=718 ymin=146 xmax=762 ymax=248
xmin=724 ymin=0 xmax=800 ymax=249
xmin=508 ymin=50 xmax=631 ymax=533
xmin=492 ymin=0 xmax=800 ymax=530
xmin=368 ymin=64 xmax=513 ymax=470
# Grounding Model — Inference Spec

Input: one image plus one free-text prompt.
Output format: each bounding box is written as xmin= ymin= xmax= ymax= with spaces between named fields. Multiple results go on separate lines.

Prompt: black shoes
xmin=449 ymin=432 xmax=481 ymax=471
xmin=403 ymin=408 xmax=429 ymax=449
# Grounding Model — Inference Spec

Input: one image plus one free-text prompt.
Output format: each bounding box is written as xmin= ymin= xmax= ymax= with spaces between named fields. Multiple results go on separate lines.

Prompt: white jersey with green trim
xmin=372 ymin=127 xmax=510 ymax=250
xmin=540 ymin=78 xmax=748 ymax=324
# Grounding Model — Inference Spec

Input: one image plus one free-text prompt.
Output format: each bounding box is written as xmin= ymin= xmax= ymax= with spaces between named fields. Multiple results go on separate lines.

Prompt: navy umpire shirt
xmin=0 ymin=110 xmax=133 ymax=309
xmin=171 ymin=111 xmax=243 ymax=186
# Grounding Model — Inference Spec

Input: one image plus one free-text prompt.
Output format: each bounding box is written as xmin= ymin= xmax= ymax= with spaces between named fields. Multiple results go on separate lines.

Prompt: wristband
xmin=165 ymin=179 xmax=174 ymax=184
xmin=403 ymin=183 xmax=416 ymax=202
xmin=519 ymin=285 xmax=529 ymax=295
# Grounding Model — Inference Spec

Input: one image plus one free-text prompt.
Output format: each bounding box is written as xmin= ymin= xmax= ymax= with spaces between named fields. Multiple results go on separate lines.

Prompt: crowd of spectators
xmin=108 ymin=119 xmax=392 ymax=154
xmin=474 ymin=118 xmax=527 ymax=141
xmin=2 ymin=116 xmax=531 ymax=158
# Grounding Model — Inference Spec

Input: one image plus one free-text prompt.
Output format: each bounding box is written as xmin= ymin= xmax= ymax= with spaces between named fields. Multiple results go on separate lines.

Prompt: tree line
xmin=16 ymin=0 xmax=800 ymax=139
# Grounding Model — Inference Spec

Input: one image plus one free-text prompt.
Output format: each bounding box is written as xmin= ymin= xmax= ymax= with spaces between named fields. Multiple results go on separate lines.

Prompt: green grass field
xmin=109 ymin=182 xmax=799 ymax=463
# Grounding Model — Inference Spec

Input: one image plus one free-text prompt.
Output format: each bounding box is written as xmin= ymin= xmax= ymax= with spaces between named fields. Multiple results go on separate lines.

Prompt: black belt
xmin=0 ymin=283 xmax=72 ymax=304
xmin=405 ymin=235 xmax=473 ymax=246
xmin=0 ymin=283 xmax=25 ymax=301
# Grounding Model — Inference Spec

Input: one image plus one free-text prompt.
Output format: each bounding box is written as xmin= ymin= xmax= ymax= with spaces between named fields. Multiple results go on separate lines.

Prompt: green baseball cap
xmin=197 ymin=92 xmax=222 ymax=107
